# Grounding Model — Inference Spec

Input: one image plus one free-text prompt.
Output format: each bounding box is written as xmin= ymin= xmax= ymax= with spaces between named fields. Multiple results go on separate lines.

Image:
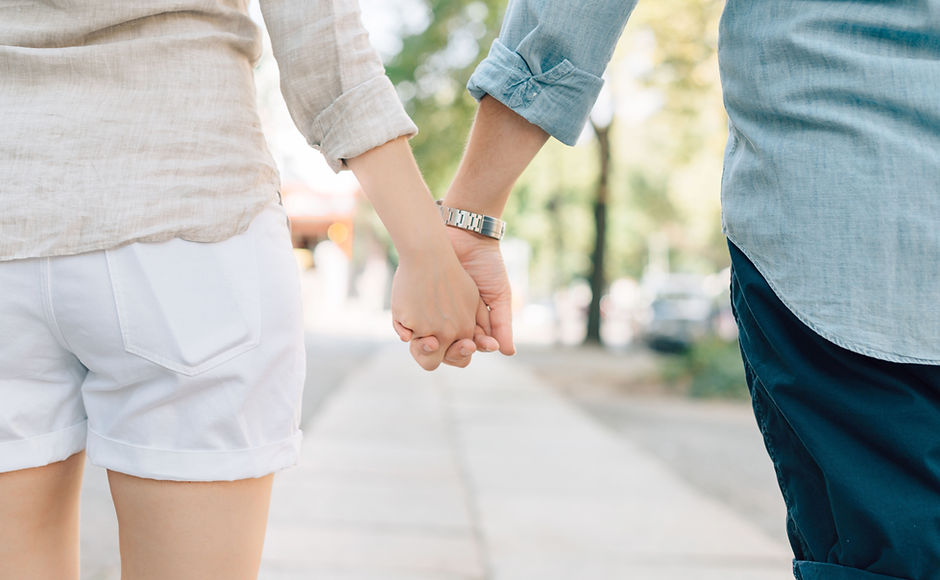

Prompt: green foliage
xmin=385 ymin=0 xmax=731 ymax=299
xmin=660 ymin=338 xmax=749 ymax=400
xmin=504 ymin=140 xmax=599 ymax=291
xmin=384 ymin=0 xmax=504 ymax=193
xmin=605 ymin=0 xmax=727 ymax=279
xmin=630 ymin=0 xmax=726 ymax=165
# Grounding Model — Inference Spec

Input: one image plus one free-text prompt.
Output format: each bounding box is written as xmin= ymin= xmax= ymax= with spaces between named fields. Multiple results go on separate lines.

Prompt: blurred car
xmin=643 ymin=276 xmax=714 ymax=352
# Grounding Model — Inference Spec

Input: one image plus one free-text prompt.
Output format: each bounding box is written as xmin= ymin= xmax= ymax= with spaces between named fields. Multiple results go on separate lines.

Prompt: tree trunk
xmin=546 ymin=196 xmax=566 ymax=344
xmin=585 ymin=121 xmax=611 ymax=345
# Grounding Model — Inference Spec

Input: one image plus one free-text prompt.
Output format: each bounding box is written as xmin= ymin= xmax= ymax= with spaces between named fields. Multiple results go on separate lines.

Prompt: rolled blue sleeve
xmin=467 ymin=0 xmax=637 ymax=145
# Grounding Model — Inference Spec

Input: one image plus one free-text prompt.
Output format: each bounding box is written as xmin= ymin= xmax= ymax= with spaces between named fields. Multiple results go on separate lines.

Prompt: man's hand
xmin=444 ymin=227 xmax=515 ymax=356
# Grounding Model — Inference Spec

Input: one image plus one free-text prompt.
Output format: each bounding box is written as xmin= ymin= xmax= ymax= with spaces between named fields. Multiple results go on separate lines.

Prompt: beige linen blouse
xmin=0 ymin=0 xmax=417 ymax=260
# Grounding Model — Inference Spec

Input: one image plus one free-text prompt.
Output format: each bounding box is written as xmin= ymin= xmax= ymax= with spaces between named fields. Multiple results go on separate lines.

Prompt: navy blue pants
xmin=729 ymin=241 xmax=940 ymax=580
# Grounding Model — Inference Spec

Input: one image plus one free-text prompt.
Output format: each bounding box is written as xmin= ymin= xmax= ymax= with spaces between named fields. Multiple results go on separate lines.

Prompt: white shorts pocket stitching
xmin=104 ymin=233 xmax=262 ymax=377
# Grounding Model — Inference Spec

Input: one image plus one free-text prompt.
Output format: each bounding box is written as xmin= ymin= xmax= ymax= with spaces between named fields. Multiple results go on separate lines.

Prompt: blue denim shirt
xmin=468 ymin=0 xmax=940 ymax=364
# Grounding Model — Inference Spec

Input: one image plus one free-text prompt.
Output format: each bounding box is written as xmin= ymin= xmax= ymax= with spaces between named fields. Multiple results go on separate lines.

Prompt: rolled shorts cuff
xmin=0 ymin=421 xmax=87 ymax=473
xmin=86 ymin=428 xmax=303 ymax=482
xmin=795 ymin=561 xmax=906 ymax=580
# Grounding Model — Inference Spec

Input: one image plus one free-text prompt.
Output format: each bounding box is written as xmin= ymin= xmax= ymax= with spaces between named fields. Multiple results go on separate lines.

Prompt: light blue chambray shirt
xmin=468 ymin=0 xmax=940 ymax=365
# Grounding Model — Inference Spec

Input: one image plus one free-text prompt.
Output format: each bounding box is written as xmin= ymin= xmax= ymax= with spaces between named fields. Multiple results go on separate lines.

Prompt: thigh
xmin=108 ymin=470 xmax=273 ymax=580
xmin=0 ymin=451 xmax=85 ymax=580
xmin=730 ymin=240 xmax=940 ymax=580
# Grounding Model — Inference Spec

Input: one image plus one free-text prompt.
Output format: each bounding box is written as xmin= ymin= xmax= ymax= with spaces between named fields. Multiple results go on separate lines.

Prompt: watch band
xmin=436 ymin=200 xmax=506 ymax=240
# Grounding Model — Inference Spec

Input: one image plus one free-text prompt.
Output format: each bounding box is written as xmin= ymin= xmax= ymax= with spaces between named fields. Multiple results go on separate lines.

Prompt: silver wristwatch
xmin=436 ymin=200 xmax=506 ymax=240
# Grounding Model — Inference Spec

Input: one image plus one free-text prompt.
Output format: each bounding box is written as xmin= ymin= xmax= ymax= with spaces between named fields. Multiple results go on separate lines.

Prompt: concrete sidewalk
xmin=260 ymin=344 xmax=793 ymax=580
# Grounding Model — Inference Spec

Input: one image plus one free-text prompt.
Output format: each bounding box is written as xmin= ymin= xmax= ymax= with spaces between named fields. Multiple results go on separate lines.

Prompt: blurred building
xmin=280 ymin=181 xmax=357 ymax=262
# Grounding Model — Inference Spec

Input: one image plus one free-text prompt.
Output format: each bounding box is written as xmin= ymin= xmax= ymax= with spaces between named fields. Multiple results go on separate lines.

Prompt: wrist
xmin=436 ymin=201 xmax=506 ymax=241
xmin=445 ymin=225 xmax=500 ymax=262
xmin=395 ymin=218 xmax=455 ymax=261
xmin=442 ymin=189 xmax=508 ymax=218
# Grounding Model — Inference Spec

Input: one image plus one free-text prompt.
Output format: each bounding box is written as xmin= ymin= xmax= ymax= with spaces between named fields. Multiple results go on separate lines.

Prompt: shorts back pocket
xmin=105 ymin=232 xmax=261 ymax=376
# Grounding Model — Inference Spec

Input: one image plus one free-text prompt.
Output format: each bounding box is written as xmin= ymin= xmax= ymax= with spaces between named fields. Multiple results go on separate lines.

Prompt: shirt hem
xmin=726 ymin=232 xmax=940 ymax=366
xmin=0 ymin=192 xmax=277 ymax=262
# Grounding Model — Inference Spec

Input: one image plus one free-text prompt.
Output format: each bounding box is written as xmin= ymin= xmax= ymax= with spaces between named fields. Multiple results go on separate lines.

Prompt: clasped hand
xmin=391 ymin=226 xmax=514 ymax=370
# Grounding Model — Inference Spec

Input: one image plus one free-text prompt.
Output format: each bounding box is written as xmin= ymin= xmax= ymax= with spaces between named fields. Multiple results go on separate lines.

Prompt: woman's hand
xmin=391 ymin=245 xmax=493 ymax=370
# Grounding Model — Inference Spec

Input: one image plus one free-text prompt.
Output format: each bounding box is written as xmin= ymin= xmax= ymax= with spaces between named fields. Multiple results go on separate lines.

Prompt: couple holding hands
xmin=4 ymin=0 xmax=940 ymax=579
xmin=0 ymin=0 xmax=610 ymax=577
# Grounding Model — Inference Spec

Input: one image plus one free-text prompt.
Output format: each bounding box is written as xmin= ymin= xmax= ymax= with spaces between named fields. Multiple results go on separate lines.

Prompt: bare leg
xmin=108 ymin=471 xmax=273 ymax=580
xmin=0 ymin=451 xmax=84 ymax=580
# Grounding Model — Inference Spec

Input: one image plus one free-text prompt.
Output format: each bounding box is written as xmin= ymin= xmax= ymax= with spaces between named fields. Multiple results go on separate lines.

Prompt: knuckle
xmin=441 ymin=324 xmax=458 ymax=339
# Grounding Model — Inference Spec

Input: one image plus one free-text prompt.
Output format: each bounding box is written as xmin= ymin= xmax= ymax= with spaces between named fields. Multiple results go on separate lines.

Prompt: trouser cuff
xmin=795 ymin=561 xmax=906 ymax=579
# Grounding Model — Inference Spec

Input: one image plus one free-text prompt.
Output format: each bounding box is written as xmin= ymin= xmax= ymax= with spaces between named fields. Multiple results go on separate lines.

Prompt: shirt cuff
xmin=310 ymin=75 xmax=418 ymax=172
xmin=467 ymin=39 xmax=605 ymax=146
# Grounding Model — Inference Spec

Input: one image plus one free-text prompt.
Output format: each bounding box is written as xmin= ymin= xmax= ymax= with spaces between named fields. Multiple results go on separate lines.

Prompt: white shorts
xmin=0 ymin=203 xmax=305 ymax=481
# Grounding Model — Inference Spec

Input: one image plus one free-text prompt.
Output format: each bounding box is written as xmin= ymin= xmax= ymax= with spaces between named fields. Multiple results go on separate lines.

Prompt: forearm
xmin=443 ymin=96 xmax=549 ymax=217
xmin=346 ymin=136 xmax=451 ymax=258
xmin=348 ymin=136 xmax=489 ymax=369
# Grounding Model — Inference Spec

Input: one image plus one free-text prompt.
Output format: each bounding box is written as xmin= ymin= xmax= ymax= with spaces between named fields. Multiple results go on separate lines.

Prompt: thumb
xmin=489 ymin=296 xmax=515 ymax=356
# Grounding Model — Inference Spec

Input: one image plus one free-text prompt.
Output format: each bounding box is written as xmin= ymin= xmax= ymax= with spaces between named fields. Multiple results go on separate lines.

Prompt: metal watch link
xmin=436 ymin=200 xmax=506 ymax=240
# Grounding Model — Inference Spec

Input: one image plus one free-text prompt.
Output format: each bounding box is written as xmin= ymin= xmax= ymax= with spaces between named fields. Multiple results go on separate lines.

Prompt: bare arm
xmin=438 ymin=97 xmax=549 ymax=357
xmin=444 ymin=96 xmax=549 ymax=216
xmin=346 ymin=137 xmax=492 ymax=370
xmin=435 ymin=0 xmax=633 ymax=358
xmin=261 ymin=0 xmax=497 ymax=368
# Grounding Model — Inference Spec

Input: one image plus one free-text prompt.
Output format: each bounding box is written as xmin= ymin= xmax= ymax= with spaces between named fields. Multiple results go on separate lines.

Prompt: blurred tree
xmin=383 ymin=0 xmax=504 ymax=193
xmin=636 ymin=0 xmax=725 ymax=165
xmin=584 ymin=0 xmax=725 ymax=344
xmin=585 ymin=119 xmax=612 ymax=345
xmin=623 ymin=0 xmax=727 ymax=271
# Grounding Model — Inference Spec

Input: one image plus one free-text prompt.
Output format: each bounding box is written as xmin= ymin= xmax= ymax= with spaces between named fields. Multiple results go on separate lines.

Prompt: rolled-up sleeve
xmin=468 ymin=0 xmax=637 ymax=145
xmin=260 ymin=0 xmax=417 ymax=171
